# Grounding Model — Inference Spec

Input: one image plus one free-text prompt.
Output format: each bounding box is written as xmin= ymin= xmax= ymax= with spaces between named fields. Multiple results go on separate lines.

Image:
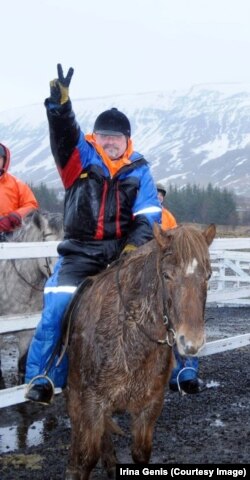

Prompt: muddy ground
xmin=0 ymin=306 xmax=249 ymax=479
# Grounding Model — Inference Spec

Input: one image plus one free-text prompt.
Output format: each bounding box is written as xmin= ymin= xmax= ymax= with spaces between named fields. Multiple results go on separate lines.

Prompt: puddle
xmin=0 ymin=416 xmax=70 ymax=453
xmin=0 ymin=420 xmax=44 ymax=453
xmin=0 ymin=335 xmax=70 ymax=455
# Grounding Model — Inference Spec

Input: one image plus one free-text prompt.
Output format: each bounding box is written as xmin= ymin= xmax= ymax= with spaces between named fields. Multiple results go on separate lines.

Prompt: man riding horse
xmin=25 ymin=64 xmax=162 ymax=404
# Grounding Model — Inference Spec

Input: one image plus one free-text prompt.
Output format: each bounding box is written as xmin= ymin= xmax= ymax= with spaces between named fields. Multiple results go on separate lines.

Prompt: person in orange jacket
xmin=156 ymin=183 xmax=177 ymax=230
xmin=0 ymin=142 xmax=39 ymax=378
xmin=0 ymin=143 xmax=39 ymax=234
xmin=157 ymin=182 xmax=205 ymax=394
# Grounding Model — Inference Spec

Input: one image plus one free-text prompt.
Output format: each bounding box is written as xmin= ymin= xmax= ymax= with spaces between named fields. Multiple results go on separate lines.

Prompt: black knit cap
xmin=94 ymin=108 xmax=131 ymax=137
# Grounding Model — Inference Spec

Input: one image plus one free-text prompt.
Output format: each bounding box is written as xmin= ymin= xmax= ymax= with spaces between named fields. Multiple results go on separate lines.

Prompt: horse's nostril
xmin=178 ymin=337 xmax=198 ymax=355
xmin=185 ymin=345 xmax=197 ymax=355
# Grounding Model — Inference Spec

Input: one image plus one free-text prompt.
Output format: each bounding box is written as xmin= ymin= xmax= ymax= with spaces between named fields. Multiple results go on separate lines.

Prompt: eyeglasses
xmin=94 ymin=133 xmax=126 ymax=141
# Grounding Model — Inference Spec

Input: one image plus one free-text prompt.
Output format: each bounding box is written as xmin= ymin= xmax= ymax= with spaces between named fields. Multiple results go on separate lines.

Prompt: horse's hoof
xmin=106 ymin=467 xmax=116 ymax=479
xmin=65 ymin=468 xmax=81 ymax=480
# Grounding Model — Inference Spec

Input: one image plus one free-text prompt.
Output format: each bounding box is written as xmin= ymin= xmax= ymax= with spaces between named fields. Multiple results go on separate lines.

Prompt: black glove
xmin=49 ymin=63 xmax=74 ymax=105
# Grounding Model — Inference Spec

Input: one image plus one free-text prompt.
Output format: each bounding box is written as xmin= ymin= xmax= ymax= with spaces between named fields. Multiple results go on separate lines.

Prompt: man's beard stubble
xmin=103 ymin=144 xmax=121 ymax=160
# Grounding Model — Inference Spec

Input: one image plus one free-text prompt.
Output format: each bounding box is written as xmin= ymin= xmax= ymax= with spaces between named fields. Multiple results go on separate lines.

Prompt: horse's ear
xmin=153 ymin=223 xmax=171 ymax=249
xmin=202 ymin=223 xmax=216 ymax=246
xmin=32 ymin=210 xmax=45 ymax=231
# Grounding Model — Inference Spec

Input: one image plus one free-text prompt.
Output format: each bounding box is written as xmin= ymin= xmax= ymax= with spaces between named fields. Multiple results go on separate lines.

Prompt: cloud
xmin=1 ymin=0 xmax=250 ymax=110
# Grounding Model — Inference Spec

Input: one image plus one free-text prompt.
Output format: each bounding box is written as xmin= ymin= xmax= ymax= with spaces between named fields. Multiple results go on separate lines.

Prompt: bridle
xmin=116 ymin=253 xmax=176 ymax=347
xmin=10 ymin=231 xmax=54 ymax=292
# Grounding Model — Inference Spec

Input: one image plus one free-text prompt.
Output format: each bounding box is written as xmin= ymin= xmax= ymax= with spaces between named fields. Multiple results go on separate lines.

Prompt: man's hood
xmin=0 ymin=143 xmax=10 ymax=174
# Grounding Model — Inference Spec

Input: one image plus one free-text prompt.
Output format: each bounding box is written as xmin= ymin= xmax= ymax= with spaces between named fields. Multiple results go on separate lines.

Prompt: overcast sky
xmin=1 ymin=0 xmax=250 ymax=111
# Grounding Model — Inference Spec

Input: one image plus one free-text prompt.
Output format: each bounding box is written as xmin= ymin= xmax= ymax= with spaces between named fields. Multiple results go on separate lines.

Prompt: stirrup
xmin=25 ymin=374 xmax=55 ymax=401
xmin=176 ymin=367 xmax=197 ymax=396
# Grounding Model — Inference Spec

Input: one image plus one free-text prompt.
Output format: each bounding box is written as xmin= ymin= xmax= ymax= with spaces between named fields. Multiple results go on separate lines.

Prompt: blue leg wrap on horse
xmin=170 ymin=347 xmax=199 ymax=385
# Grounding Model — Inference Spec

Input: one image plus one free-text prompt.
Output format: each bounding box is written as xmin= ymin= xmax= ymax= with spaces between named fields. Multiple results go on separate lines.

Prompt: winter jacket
xmin=45 ymin=100 xmax=162 ymax=254
xmin=0 ymin=143 xmax=38 ymax=218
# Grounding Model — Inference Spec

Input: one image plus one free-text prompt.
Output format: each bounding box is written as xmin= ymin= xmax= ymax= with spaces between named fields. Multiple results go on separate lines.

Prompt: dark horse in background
xmin=65 ymin=222 xmax=216 ymax=480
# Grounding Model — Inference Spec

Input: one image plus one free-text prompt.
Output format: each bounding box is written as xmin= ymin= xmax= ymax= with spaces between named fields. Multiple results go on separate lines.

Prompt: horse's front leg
xmin=100 ymin=427 xmax=118 ymax=479
xmin=131 ymin=393 xmax=164 ymax=464
xmin=66 ymin=389 xmax=105 ymax=480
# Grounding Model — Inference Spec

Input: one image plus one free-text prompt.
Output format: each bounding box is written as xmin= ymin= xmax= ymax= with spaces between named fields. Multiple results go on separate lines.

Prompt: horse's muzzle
xmin=176 ymin=334 xmax=205 ymax=356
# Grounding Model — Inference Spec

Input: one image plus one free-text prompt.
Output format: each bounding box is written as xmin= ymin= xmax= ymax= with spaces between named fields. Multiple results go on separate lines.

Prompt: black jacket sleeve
xmin=125 ymin=215 xmax=154 ymax=247
xmin=44 ymin=99 xmax=81 ymax=169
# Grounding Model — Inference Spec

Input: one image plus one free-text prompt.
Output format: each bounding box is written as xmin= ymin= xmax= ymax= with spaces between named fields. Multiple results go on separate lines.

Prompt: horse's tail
xmin=105 ymin=416 xmax=125 ymax=437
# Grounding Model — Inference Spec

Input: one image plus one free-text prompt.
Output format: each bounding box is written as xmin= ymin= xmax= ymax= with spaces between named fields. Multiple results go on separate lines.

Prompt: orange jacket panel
xmin=162 ymin=207 xmax=177 ymax=230
xmin=0 ymin=172 xmax=38 ymax=218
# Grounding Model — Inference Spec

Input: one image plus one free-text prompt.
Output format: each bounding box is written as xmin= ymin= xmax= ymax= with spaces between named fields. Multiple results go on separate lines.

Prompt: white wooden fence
xmin=208 ymin=237 xmax=250 ymax=306
xmin=0 ymin=237 xmax=250 ymax=408
xmin=1 ymin=237 xmax=250 ymax=315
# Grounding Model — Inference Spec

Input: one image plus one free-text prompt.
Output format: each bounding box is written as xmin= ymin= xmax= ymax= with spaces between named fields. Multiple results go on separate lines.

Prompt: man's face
xmin=94 ymin=133 xmax=127 ymax=160
xmin=0 ymin=156 xmax=5 ymax=169
xmin=157 ymin=191 xmax=164 ymax=205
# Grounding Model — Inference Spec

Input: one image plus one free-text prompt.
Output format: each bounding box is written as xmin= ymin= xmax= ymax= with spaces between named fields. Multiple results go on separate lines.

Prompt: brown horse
xmin=65 ymin=223 xmax=216 ymax=480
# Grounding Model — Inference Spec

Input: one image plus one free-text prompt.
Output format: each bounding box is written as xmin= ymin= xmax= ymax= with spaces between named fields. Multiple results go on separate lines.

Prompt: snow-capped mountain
xmin=1 ymin=83 xmax=250 ymax=197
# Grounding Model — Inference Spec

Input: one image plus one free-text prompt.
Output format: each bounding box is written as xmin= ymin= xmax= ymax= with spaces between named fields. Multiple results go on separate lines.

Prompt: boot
xmin=25 ymin=383 xmax=54 ymax=405
xmin=169 ymin=377 xmax=205 ymax=394
xmin=169 ymin=349 xmax=205 ymax=394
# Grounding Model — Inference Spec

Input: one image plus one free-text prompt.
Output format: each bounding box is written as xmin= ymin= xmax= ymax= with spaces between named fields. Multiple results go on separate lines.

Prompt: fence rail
xmin=1 ymin=237 xmax=250 ymax=305
xmin=0 ymin=237 xmax=250 ymax=259
xmin=0 ymin=240 xmax=58 ymax=259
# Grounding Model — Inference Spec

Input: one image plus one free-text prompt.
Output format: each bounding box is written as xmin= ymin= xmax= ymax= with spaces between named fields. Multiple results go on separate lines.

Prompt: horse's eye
xmin=206 ymin=272 xmax=212 ymax=281
xmin=163 ymin=272 xmax=172 ymax=280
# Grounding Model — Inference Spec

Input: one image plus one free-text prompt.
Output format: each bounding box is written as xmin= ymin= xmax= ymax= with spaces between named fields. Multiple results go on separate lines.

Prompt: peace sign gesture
xmin=49 ymin=63 xmax=74 ymax=105
xmin=57 ymin=63 xmax=74 ymax=88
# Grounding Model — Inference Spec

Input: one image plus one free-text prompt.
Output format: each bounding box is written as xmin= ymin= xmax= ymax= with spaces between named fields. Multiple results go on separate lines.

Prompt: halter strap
xmin=10 ymin=230 xmax=54 ymax=291
xmin=11 ymin=259 xmax=45 ymax=292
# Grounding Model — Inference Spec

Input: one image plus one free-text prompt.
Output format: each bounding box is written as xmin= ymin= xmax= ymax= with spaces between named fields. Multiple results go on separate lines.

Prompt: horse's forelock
xmin=31 ymin=210 xmax=63 ymax=237
xmin=47 ymin=213 xmax=63 ymax=235
xmin=169 ymin=225 xmax=210 ymax=268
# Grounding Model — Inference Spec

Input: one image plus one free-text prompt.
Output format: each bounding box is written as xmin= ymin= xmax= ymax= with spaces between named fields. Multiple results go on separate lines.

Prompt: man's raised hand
xmin=49 ymin=63 xmax=74 ymax=105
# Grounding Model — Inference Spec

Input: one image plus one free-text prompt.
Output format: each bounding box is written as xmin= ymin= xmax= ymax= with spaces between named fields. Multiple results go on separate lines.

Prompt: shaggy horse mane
xmin=163 ymin=224 xmax=210 ymax=269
